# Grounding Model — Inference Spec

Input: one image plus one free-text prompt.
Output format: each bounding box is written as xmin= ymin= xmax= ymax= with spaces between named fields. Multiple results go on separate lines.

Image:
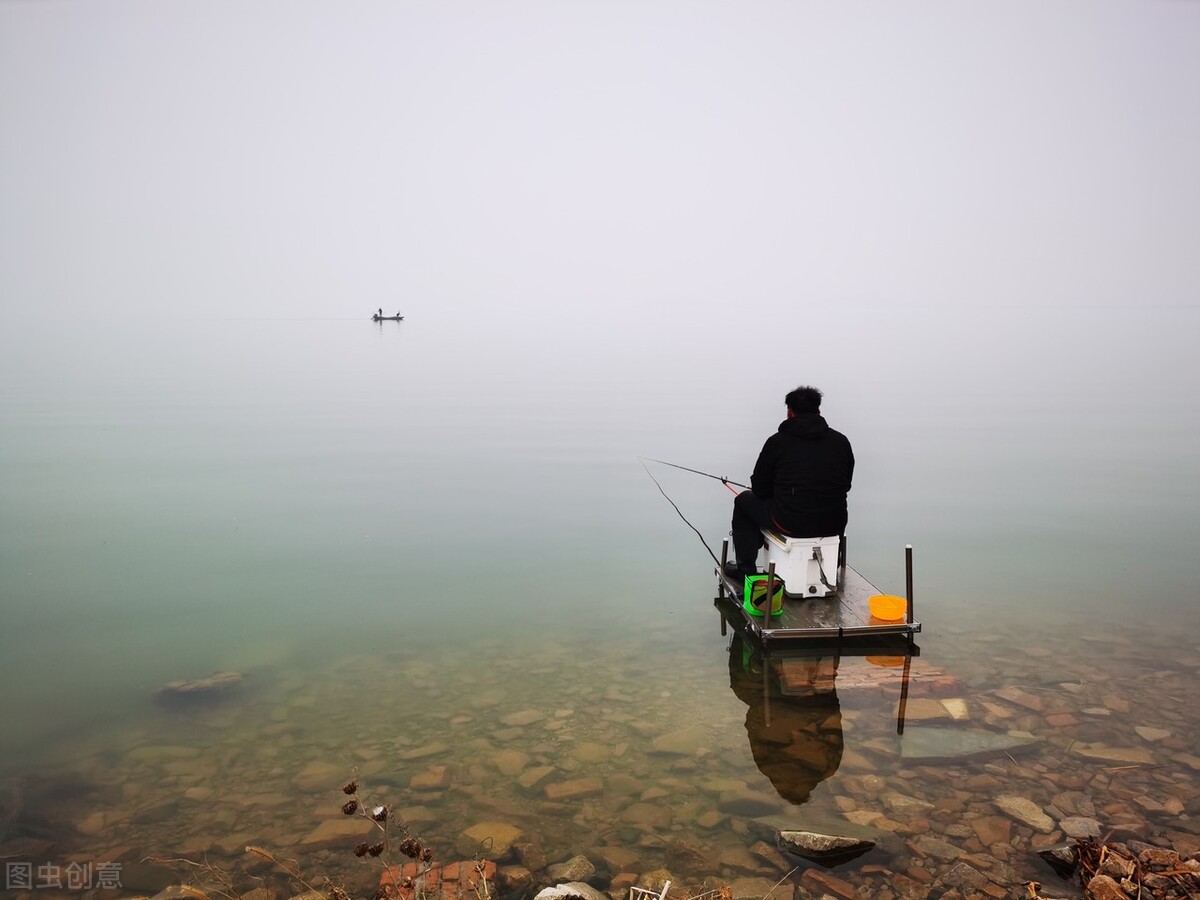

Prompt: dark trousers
xmin=731 ymin=490 xmax=847 ymax=568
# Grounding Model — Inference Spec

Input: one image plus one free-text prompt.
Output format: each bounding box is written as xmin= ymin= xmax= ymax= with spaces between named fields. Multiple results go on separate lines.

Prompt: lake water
xmin=1 ymin=302 xmax=1198 ymax=897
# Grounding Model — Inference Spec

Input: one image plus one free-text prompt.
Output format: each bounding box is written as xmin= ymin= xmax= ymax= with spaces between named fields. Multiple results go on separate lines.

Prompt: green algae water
xmin=2 ymin=303 xmax=1199 ymax=897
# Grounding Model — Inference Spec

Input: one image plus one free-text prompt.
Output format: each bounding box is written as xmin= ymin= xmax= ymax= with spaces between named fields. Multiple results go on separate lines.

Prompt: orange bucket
xmin=868 ymin=594 xmax=907 ymax=621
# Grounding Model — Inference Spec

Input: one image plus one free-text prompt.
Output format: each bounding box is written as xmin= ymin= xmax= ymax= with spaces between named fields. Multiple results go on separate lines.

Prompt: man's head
xmin=785 ymin=385 xmax=823 ymax=416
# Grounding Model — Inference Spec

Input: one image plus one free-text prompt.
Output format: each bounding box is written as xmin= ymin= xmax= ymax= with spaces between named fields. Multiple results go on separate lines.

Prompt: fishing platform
xmin=715 ymin=536 xmax=921 ymax=653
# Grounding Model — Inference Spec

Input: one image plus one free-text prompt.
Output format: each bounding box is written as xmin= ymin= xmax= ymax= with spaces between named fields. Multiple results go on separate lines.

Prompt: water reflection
xmin=727 ymin=635 xmax=843 ymax=805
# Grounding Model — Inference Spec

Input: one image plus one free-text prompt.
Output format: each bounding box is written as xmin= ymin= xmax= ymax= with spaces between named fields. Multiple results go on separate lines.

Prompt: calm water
xmin=2 ymin=302 xmax=1198 ymax=894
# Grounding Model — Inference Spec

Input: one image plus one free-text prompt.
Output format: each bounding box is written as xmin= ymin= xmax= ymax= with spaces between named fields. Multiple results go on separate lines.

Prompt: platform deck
xmin=716 ymin=563 xmax=921 ymax=648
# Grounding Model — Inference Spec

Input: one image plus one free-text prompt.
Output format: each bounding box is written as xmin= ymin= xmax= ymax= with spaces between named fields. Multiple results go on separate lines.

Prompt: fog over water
xmin=2 ymin=0 xmax=1199 ymax=812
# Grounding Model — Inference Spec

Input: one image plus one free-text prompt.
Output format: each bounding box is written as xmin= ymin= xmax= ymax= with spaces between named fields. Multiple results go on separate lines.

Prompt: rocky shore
xmin=0 ymin=626 xmax=1197 ymax=900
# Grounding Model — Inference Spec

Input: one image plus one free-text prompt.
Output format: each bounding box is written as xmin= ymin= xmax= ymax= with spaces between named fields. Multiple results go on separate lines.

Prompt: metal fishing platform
xmin=715 ymin=540 xmax=922 ymax=652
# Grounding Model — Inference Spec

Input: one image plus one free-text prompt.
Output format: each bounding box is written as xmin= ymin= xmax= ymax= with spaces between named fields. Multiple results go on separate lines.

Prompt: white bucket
xmin=760 ymin=532 xmax=841 ymax=597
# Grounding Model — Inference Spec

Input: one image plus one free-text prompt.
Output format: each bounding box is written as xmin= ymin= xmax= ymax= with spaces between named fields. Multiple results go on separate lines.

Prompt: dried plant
xmin=337 ymin=770 xmax=436 ymax=900
xmin=142 ymin=855 xmax=245 ymax=900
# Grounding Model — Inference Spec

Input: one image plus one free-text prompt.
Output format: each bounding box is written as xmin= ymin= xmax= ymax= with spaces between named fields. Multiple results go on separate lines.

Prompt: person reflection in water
xmin=728 ymin=635 xmax=844 ymax=805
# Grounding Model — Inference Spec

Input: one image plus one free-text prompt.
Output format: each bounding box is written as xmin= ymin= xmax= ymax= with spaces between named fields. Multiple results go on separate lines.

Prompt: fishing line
xmin=638 ymin=457 xmax=750 ymax=490
xmin=638 ymin=458 xmax=722 ymax=566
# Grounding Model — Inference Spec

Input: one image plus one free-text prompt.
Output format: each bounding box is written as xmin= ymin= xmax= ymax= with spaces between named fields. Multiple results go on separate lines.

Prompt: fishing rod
xmin=637 ymin=457 xmax=750 ymax=491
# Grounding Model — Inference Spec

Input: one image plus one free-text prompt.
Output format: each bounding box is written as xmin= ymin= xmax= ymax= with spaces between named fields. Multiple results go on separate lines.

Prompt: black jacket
xmin=751 ymin=413 xmax=854 ymax=536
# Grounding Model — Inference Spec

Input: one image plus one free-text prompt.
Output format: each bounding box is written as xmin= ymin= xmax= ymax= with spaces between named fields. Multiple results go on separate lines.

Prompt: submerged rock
xmin=1069 ymin=742 xmax=1155 ymax=765
xmin=995 ymin=795 xmax=1055 ymax=833
xmin=1058 ymin=816 xmax=1102 ymax=840
xmin=1134 ymin=726 xmax=1172 ymax=742
xmin=298 ymin=817 xmax=373 ymax=849
xmin=899 ymin=726 xmax=1041 ymax=762
xmin=776 ymin=829 xmax=875 ymax=863
xmin=458 ymin=820 xmax=524 ymax=859
xmin=1037 ymin=842 xmax=1080 ymax=878
xmin=649 ymin=725 xmax=709 ymax=756
xmin=545 ymin=854 xmax=595 ymax=883
xmin=155 ymin=671 xmax=243 ymax=702
xmin=717 ymin=788 xmax=781 ymax=817
xmin=932 ymin=861 xmax=992 ymax=894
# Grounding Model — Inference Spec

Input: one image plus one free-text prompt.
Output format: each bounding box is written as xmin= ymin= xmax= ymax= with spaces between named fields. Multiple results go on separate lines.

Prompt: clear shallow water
xmin=1 ymin=303 xmax=1198 ymax=895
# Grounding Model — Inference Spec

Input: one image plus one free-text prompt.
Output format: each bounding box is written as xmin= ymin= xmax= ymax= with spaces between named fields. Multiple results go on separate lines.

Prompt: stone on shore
xmin=533 ymin=883 xmax=609 ymax=900
xmin=498 ymin=865 xmax=532 ymax=892
xmin=546 ymin=854 xmax=595 ymax=883
xmin=1085 ymin=874 xmax=1128 ymax=900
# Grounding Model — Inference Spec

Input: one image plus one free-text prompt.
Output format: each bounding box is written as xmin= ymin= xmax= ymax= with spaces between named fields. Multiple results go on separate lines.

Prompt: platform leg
xmin=905 ymin=544 xmax=914 ymax=625
xmin=718 ymin=539 xmax=729 ymax=600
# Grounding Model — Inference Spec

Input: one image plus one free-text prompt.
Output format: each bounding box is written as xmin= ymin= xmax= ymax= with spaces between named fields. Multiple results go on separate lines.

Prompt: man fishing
xmin=725 ymin=385 xmax=855 ymax=580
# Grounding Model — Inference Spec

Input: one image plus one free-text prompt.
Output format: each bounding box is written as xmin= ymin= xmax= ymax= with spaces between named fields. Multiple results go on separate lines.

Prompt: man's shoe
xmin=723 ymin=561 xmax=758 ymax=580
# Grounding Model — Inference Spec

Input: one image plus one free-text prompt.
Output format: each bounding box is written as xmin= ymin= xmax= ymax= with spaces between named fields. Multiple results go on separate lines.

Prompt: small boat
xmin=372 ymin=314 xmax=404 ymax=321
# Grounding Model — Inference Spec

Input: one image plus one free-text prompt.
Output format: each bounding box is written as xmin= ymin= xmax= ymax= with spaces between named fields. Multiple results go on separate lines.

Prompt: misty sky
xmin=2 ymin=0 xmax=1198 ymax=330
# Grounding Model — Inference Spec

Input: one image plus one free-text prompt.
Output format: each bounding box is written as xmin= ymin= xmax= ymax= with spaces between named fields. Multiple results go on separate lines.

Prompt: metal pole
xmin=719 ymin=539 xmax=729 ymax=600
xmin=905 ymin=544 xmax=914 ymax=625
xmin=838 ymin=534 xmax=847 ymax=592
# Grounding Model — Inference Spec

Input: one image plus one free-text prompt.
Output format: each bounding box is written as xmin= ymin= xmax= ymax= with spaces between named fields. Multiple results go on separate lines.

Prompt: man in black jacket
xmin=726 ymin=385 xmax=854 ymax=579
